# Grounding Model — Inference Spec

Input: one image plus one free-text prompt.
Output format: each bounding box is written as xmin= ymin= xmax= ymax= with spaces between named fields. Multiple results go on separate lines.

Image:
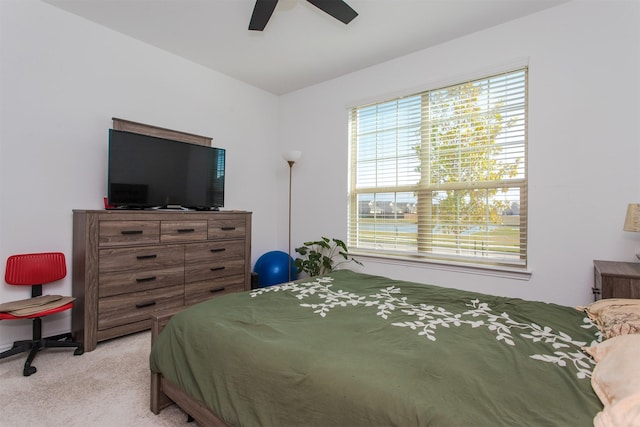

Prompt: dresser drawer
xmin=185 ymin=257 xmax=246 ymax=283
xmin=184 ymin=274 xmax=245 ymax=306
xmin=99 ymin=221 xmax=160 ymax=247
xmin=161 ymin=221 xmax=208 ymax=243
xmin=99 ymin=266 xmax=184 ymax=298
xmin=99 ymin=245 xmax=184 ymax=273
xmin=97 ymin=284 xmax=184 ymax=331
xmin=208 ymin=219 xmax=246 ymax=240
xmin=185 ymin=240 xmax=245 ymax=264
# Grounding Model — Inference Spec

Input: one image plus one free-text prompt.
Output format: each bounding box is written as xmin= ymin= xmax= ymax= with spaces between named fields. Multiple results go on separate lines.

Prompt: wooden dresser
xmin=593 ymin=260 xmax=640 ymax=300
xmin=72 ymin=209 xmax=252 ymax=352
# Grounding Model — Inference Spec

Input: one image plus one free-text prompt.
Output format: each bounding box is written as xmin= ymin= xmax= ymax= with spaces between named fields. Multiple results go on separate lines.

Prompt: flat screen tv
xmin=108 ymin=129 xmax=225 ymax=210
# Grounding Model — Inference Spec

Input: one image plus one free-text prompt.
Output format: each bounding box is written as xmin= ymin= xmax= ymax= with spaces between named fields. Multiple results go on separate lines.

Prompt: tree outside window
xmin=348 ymin=69 xmax=527 ymax=268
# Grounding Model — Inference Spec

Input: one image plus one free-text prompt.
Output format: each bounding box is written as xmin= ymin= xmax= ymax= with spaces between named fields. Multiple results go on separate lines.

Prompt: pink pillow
xmin=593 ymin=395 xmax=640 ymax=427
xmin=583 ymin=334 xmax=640 ymax=426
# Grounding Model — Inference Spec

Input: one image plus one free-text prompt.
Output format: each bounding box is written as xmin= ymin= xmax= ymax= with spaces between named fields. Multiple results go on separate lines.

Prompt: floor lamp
xmin=283 ymin=150 xmax=302 ymax=281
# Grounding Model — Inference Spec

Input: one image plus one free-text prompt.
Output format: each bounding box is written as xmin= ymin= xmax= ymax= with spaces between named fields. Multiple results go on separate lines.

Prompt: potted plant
xmin=294 ymin=237 xmax=362 ymax=277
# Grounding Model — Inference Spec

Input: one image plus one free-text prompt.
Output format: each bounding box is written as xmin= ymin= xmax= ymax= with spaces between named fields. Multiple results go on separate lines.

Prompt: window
xmin=348 ymin=69 xmax=527 ymax=269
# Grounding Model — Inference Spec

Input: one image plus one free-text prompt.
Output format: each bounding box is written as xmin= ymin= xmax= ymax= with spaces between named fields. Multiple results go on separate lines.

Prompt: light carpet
xmin=0 ymin=331 xmax=193 ymax=426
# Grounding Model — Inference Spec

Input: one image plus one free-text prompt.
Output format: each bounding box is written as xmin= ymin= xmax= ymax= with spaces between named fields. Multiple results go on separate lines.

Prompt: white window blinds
xmin=348 ymin=69 xmax=528 ymax=268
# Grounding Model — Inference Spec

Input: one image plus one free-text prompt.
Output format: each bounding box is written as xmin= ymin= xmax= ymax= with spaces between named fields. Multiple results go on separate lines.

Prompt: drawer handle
xmin=210 ymin=248 xmax=226 ymax=253
xmin=221 ymin=227 xmax=236 ymax=231
xmin=210 ymin=287 xmax=226 ymax=293
xmin=136 ymin=254 xmax=157 ymax=260
xmin=121 ymin=230 xmax=143 ymax=235
xmin=177 ymin=228 xmax=195 ymax=233
xmin=136 ymin=276 xmax=157 ymax=283
xmin=210 ymin=266 xmax=226 ymax=272
xmin=592 ymin=287 xmax=601 ymax=294
xmin=135 ymin=301 xmax=157 ymax=309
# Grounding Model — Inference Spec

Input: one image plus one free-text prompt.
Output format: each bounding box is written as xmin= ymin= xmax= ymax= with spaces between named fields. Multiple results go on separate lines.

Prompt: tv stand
xmin=106 ymin=206 xmax=145 ymax=210
xmin=148 ymin=206 xmax=220 ymax=212
xmin=72 ymin=209 xmax=252 ymax=352
xmin=152 ymin=205 xmax=190 ymax=211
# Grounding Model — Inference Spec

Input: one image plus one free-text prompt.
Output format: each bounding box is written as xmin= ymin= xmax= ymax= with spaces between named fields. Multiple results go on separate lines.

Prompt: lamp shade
xmin=624 ymin=203 xmax=640 ymax=232
xmin=283 ymin=150 xmax=302 ymax=163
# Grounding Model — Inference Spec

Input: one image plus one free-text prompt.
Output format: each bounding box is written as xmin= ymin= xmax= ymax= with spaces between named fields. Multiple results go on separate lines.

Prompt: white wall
xmin=1 ymin=0 xmax=638 ymax=351
xmin=279 ymin=0 xmax=640 ymax=307
xmin=0 ymin=0 xmax=281 ymax=347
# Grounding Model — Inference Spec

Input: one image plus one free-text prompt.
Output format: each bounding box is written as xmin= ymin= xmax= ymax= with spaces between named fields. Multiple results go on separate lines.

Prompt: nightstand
xmin=593 ymin=260 xmax=640 ymax=300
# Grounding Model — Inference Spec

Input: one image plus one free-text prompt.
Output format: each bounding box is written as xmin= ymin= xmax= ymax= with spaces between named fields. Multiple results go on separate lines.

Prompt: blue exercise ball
xmin=254 ymin=250 xmax=297 ymax=288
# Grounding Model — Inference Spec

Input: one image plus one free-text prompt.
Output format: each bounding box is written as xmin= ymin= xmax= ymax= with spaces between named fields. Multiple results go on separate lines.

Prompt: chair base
xmin=0 ymin=332 xmax=84 ymax=376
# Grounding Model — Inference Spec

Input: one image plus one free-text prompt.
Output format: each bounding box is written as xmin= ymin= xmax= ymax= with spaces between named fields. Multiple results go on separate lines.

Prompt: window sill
xmin=351 ymin=252 xmax=532 ymax=281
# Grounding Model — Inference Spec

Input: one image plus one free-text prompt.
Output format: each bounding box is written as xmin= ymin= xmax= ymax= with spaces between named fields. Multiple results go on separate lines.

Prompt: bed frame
xmin=149 ymin=307 xmax=229 ymax=426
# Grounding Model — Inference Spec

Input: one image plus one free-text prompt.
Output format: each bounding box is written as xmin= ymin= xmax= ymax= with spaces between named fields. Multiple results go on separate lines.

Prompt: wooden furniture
xmin=151 ymin=307 xmax=228 ymax=426
xmin=593 ymin=260 xmax=640 ymax=300
xmin=112 ymin=117 xmax=212 ymax=147
xmin=72 ymin=209 xmax=251 ymax=352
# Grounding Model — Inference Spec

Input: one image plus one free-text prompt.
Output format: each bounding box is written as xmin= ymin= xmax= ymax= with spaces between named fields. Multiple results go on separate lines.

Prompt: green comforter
xmin=150 ymin=270 xmax=603 ymax=426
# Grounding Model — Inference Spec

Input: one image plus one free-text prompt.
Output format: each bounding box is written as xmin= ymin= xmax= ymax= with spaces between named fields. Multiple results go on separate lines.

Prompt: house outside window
xmin=348 ymin=68 xmax=528 ymax=269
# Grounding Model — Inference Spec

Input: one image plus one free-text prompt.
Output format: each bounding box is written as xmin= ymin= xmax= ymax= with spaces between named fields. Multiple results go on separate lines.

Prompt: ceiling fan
xmin=249 ymin=0 xmax=358 ymax=31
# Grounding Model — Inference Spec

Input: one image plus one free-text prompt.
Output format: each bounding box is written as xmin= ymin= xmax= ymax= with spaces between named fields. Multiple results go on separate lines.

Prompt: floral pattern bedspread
xmin=151 ymin=270 xmax=603 ymax=426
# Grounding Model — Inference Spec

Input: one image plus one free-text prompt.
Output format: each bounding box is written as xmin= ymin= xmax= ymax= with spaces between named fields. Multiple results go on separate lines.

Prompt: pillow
xmin=593 ymin=394 xmax=640 ymax=427
xmin=583 ymin=334 xmax=640 ymax=405
xmin=578 ymin=298 xmax=640 ymax=339
xmin=584 ymin=335 xmax=640 ymax=426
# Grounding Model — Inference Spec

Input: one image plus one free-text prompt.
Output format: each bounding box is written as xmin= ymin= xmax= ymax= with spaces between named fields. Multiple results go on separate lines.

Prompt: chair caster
xmin=74 ymin=346 xmax=84 ymax=356
xmin=23 ymin=366 xmax=37 ymax=376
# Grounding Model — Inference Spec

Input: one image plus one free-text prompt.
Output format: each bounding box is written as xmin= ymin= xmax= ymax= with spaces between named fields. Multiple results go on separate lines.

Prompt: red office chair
xmin=0 ymin=252 xmax=83 ymax=376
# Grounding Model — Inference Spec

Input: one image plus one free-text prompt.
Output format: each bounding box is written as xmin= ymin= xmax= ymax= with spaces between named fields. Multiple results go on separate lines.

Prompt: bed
xmin=149 ymin=270 xmax=638 ymax=426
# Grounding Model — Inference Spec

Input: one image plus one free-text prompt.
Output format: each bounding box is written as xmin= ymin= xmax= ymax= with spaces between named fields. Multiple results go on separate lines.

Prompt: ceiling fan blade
xmin=249 ymin=0 xmax=279 ymax=31
xmin=306 ymin=0 xmax=358 ymax=25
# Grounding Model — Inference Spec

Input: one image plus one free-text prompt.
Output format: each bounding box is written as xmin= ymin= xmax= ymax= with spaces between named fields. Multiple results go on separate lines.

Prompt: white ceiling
xmin=44 ymin=0 xmax=569 ymax=95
